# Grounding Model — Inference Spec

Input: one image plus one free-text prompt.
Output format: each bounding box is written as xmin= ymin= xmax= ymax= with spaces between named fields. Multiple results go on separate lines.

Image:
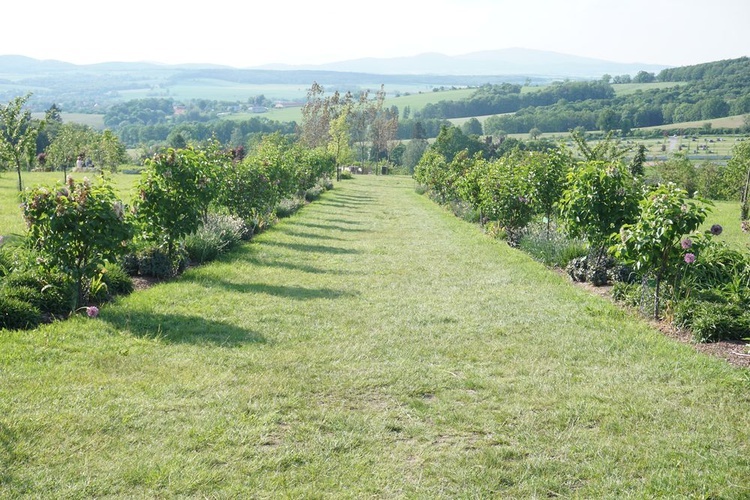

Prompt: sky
xmin=1 ymin=0 xmax=748 ymax=69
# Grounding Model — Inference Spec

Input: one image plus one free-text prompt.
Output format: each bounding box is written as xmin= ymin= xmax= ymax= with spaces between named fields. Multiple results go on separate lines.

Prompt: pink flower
xmin=680 ymin=238 xmax=692 ymax=249
xmin=86 ymin=306 xmax=99 ymax=318
xmin=684 ymin=253 xmax=696 ymax=264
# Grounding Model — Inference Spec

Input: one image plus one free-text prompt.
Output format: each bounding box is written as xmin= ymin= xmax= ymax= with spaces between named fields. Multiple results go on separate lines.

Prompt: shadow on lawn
xmin=264 ymin=241 xmax=361 ymax=255
xmin=294 ymin=221 xmax=366 ymax=232
xmin=0 ymin=422 xmax=20 ymax=486
xmin=276 ymin=228 xmax=348 ymax=242
xmin=102 ymin=309 xmax=266 ymax=346
xmin=183 ymin=275 xmax=356 ymax=301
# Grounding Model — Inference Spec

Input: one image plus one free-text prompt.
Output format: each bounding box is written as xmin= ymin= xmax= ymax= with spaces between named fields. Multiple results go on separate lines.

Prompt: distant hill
xmin=0 ymin=49 xmax=671 ymax=113
xmin=257 ymin=48 xmax=670 ymax=78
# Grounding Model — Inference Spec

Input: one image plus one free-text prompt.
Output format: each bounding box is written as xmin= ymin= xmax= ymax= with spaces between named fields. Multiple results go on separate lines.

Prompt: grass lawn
xmin=2 ymin=175 xmax=750 ymax=497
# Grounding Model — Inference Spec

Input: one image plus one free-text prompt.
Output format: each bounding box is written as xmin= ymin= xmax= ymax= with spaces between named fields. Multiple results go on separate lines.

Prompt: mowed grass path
xmin=2 ymin=176 xmax=749 ymax=497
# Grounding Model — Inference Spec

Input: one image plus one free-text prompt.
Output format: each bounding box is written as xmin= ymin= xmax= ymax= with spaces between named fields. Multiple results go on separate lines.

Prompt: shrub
xmin=101 ymin=262 xmax=134 ymax=298
xmin=276 ymin=197 xmax=304 ymax=218
xmin=21 ymin=176 xmax=133 ymax=309
xmin=304 ymin=185 xmax=324 ymax=202
xmin=615 ymin=183 xmax=710 ymax=318
xmin=673 ymin=299 xmax=750 ymax=343
xmin=2 ymin=268 xmax=76 ymax=316
xmin=340 ymin=170 xmax=353 ymax=180
xmin=133 ymin=147 xmax=222 ymax=260
xmin=124 ymin=245 xmax=186 ymax=279
xmin=0 ymin=295 xmax=41 ymax=330
xmin=184 ymin=214 xmax=247 ymax=264
xmin=518 ymin=222 xmax=587 ymax=268
xmin=612 ymin=282 xmax=643 ymax=307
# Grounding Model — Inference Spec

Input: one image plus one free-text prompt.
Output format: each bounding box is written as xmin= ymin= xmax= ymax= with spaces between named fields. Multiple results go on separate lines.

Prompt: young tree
xmin=615 ymin=184 xmax=710 ymax=318
xmin=328 ymin=111 xmax=353 ymax=175
xmin=94 ymin=129 xmax=128 ymax=171
xmin=0 ymin=94 xmax=44 ymax=191
xmin=46 ymin=123 xmax=99 ymax=173
xmin=300 ymin=82 xmax=330 ymax=148
xmin=558 ymin=160 xmax=642 ymax=264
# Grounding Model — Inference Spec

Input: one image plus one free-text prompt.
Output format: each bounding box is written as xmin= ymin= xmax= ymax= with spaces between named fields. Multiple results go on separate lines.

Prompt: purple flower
xmin=680 ymin=238 xmax=692 ymax=249
xmin=710 ymin=224 xmax=723 ymax=236
xmin=86 ymin=306 xmax=99 ymax=318
xmin=684 ymin=253 xmax=696 ymax=264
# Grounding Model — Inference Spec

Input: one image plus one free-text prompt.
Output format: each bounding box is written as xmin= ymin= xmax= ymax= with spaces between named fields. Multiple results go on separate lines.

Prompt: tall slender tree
xmin=0 ymin=94 xmax=44 ymax=191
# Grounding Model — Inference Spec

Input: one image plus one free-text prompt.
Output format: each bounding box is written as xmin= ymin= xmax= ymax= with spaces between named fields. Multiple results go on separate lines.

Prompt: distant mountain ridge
xmin=256 ymin=48 xmax=670 ymax=78
xmin=0 ymin=48 xmax=669 ymax=79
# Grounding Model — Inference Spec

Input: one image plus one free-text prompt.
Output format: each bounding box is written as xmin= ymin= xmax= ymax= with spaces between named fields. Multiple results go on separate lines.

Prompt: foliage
xmin=101 ymin=262 xmax=134 ymax=298
xmin=275 ymin=196 xmax=305 ymax=218
xmin=1 ymin=266 xmax=76 ymax=317
xmin=673 ymin=299 xmax=750 ymax=343
xmin=0 ymin=294 xmax=41 ymax=330
xmin=656 ymin=153 xmax=698 ymax=197
xmin=133 ymin=146 xmax=222 ymax=259
xmin=430 ymin=125 xmax=487 ymax=162
xmin=21 ymin=176 xmax=132 ymax=309
xmin=45 ymin=123 xmax=100 ymax=171
xmin=558 ymin=160 xmax=642 ymax=260
xmin=478 ymin=156 xmax=535 ymax=245
xmin=615 ymin=184 xmax=710 ymax=318
xmin=184 ymin=213 xmax=247 ymax=264
xmin=401 ymin=138 xmax=429 ymax=174
xmin=523 ymin=148 xmax=571 ymax=228
xmin=122 ymin=244 xmax=186 ymax=279
xmin=0 ymin=93 xmax=44 ymax=191
xmin=518 ymin=221 xmax=587 ymax=268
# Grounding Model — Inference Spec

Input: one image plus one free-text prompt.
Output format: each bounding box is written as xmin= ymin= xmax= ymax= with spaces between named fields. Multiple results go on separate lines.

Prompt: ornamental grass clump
xmin=184 ymin=213 xmax=247 ymax=264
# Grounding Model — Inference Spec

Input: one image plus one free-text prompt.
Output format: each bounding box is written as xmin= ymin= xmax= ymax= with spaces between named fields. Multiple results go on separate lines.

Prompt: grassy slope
xmin=1 ymin=175 xmax=749 ymax=497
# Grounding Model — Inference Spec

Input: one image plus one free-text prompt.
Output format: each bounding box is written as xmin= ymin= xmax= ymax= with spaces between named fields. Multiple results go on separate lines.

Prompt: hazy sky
xmin=2 ymin=0 xmax=747 ymax=68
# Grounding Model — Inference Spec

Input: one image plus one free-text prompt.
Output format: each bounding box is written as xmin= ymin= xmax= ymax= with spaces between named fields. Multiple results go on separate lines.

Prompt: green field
xmin=223 ymin=87 xmax=478 ymax=124
xmin=31 ymin=112 xmax=106 ymax=130
xmin=1 ymin=175 xmax=749 ymax=497
xmin=119 ymin=81 xmax=313 ymax=102
xmin=0 ymin=171 xmax=139 ymax=240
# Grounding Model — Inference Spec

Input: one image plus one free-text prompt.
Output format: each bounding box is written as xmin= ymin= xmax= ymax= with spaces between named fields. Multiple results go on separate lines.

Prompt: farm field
xmin=1 ymin=175 xmax=749 ymax=497
xmin=30 ymin=112 xmax=106 ymax=130
xmin=226 ymin=87 xmax=477 ymax=124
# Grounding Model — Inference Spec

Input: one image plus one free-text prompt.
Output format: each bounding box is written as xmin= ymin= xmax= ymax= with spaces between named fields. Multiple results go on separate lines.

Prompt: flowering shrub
xmin=21 ymin=176 xmax=132 ymax=309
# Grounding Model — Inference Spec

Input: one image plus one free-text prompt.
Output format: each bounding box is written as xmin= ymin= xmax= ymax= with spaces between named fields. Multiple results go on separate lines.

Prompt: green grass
xmin=1 ymin=176 xmax=749 ymax=497
xmin=704 ymin=200 xmax=750 ymax=250
xmin=640 ymin=114 xmax=748 ymax=132
xmin=31 ymin=112 xmax=106 ymax=130
xmin=0 ymin=171 xmax=139 ymax=237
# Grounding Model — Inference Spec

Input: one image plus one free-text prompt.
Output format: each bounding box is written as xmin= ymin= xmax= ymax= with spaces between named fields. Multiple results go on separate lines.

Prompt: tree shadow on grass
xmin=181 ymin=274 xmax=356 ymax=301
xmin=264 ymin=241 xmax=361 ymax=255
xmin=0 ymin=422 xmax=21 ymax=487
xmin=276 ymin=228 xmax=348 ymax=242
xmin=102 ymin=309 xmax=266 ymax=346
xmin=294 ymin=221 xmax=366 ymax=232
